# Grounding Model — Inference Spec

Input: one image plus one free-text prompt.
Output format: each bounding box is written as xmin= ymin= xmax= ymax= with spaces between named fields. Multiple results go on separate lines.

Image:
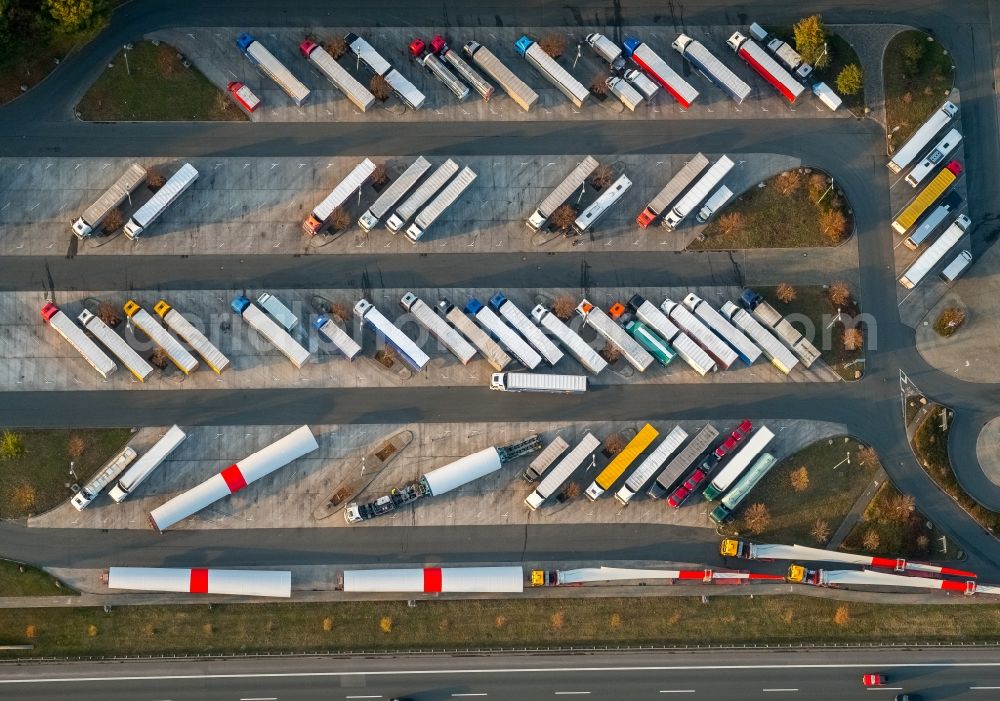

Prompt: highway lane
xmin=2 ymin=649 xmax=1000 ymax=700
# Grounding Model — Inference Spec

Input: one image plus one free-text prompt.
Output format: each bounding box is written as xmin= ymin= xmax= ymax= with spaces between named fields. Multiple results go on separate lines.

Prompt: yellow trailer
xmin=891 ymin=160 xmax=961 ymax=234
xmin=584 ymin=424 xmax=659 ymax=500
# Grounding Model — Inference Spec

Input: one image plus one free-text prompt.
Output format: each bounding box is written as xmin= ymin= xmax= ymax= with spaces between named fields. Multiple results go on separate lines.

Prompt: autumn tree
xmin=102 ymin=208 xmax=125 ymax=234
xmin=549 ymin=204 xmax=577 ymax=232
xmin=836 ymin=64 xmax=864 ymax=95
xmin=793 ymin=15 xmax=830 ymax=68
xmin=843 ymin=327 xmax=864 ymax=351
xmin=98 ymin=301 xmax=121 ymax=327
xmin=371 ymin=164 xmax=389 ymax=188
xmin=889 ymin=492 xmax=916 ymax=519
xmin=743 ymin=503 xmax=771 ymax=535
xmin=916 ymin=534 xmax=931 ymax=552
xmin=857 ymin=445 xmax=879 ymax=468
xmin=589 ymin=74 xmax=608 ymax=96
xmin=937 ymin=307 xmax=967 ymax=335
xmin=379 ymin=616 xmax=393 ymax=633
xmin=147 ymin=169 xmax=166 ymax=191
xmin=561 ymin=482 xmax=581 ymax=500
xmin=790 ymin=466 xmax=810 ymax=492
xmin=819 ymin=209 xmax=847 ymax=243
xmin=151 ymin=348 xmax=168 ymax=369
xmin=369 ymin=74 xmax=392 ymax=101
xmin=833 ymin=606 xmax=850 ymax=626
xmin=863 ymin=529 xmax=881 ymax=551
xmin=328 ymin=206 xmax=350 ymax=233
xmin=67 ymin=435 xmax=86 ymax=459
xmin=776 ymin=283 xmax=797 ymax=304
xmin=589 ymin=164 xmax=615 ymax=191
xmin=808 ymin=173 xmax=828 ymax=200
xmin=810 ymin=519 xmax=831 ymax=544
xmin=539 ymin=34 xmax=567 ymax=59
xmin=604 ymin=432 xmax=627 ymax=456
xmin=716 ymin=212 xmax=746 ymax=238
xmin=776 ymin=171 xmax=802 ymax=196
xmin=324 ymin=36 xmax=348 ymax=60
xmin=829 ymin=280 xmax=851 ymax=306
xmin=47 ymin=0 xmax=95 ymax=29
xmin=552 ymin=296 xmax=575 ymax=321
xmin=549 ymin=610 xmax=565 ymax=629
xmin=12 ymin=482 xmax=37 ymax=511
xmin=600 ymin=342 xmax=622 ymax=363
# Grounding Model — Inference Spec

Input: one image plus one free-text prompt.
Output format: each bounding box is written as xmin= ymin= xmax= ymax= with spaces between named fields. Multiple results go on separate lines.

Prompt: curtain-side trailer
xmin=303 ymin=159 xmax=376 ymax=235
xmin=465 ymin=298 xmax=541 ymax=370
xmin=515 ymin=36 xmax=588 ymax=108
xmin=891 ymin=161 xmax=961 ymax=234
xmin=406 ymin=166 xmax=477 ymax=242
xmin=123 ymin=163 xmax=199 ymax=239
xmin=346 ymin=32 xmax=425 ymax=109
xmin=726 ymin=32 xmax=804 ymax=103
xmin=72 ymin=163 xmax=147 ymax=238
xmin=662 ymin=299 xmax=738 ymax=369
xmin=438 ymin=298 xmax=511 ymax=371
xmin=899 ymin=215 xmax=971 ymax=289
xmin=702 ymin=427 xmax=774 ymax=500
xmin=386 ymin=159 xmax=459 ymax=232
xmin=662 ymin=155 xmax=734 ymax=230
xmin=682 ymin=293 xmax=761 ymax=365
xmin=153 ymin=300 xmax=230 ymax=374
xmin=721 ymin=301 xmax=798 ymax=375
xmin=576 ymin=299 xmax=653 ymax=372
xmin=525 ymin=436 xmax=570 ymax=481
xmin=622 ymin=37 xmax=699 ymax=108
xmin=585 ymin=424 xmax=659 ymax=500
xmin=628 ymin=295 xmax=716 ymax=375
xmin=710 ymin=452 xmax=777 ymax=523
xmin=649 ymin=424 xmax=720 ymax=498
xmin=123 ymin=300 xmax=199 ymax=374
xmin=672 ymin=34 xmax=750 ymax=104
xmin=314 ymin=315 xmax=362 ymax=360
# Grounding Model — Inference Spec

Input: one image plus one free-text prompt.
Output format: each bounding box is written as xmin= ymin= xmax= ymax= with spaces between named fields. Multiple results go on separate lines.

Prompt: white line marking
xmin=971 ymin=687 xmax=1000 ymax=690
xmin=346 ymin=696 xmax=383 ymax=699
xmin=867 ymin=689 xmax=902 ymax=691
xmin=554 ymin=694 xmax=590 ymax=696
xmin=241 ymin=698 xmax=277 ymax=700
xmin=452 ymin=695 xmax=488 ymax=697
xmin=659 ymin=691 xmax=695 ymax=694
xmin=764 ymin=690 xmax=798 ymax=693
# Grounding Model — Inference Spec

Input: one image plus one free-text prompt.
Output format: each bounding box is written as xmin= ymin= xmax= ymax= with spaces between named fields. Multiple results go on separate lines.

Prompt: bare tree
xmin=776 ymin=283 xmax=797 ymax=304
xmin=328 ymin=206 xmax=351 ymax=233
xmin=552 ymin=296 xmax=576 ymax=321
xmin=604 ymin=432 xmax=627 ymax=456
xmin=889 ymin=492 xmax=916 ymax=519
xmin=67 ymin=435 xmax=86 ymax=459
xmin=589 ymin=74 xmax=608 ymax=96
xmin=151 ymin=348 xmax=168 ymax=369
xmin=371 ymin=164 xmax=390 ymax=188
xmin=819 ymin=209 xmax=848 ymax=243
xmin=561 ymin=482 xmax=581 ymax=500
xmin=916 ymin=534 xmax=931 ymax=552
xmin=97 ymin=301 xmax=121 ymax=327
xmin=810 ymin=519 xmax=831 ymax=544
xmin=790 ymin=466 xmax=810 ymax=492
xmin=857 ymin=445 xmax=880 ymax=468
xmin=828 ymin=280 xmax=852 ymax=306
xmin=369 ymin=75 xmax=392 ymax=101
xmin=716 ymin=212 xmax=746 ymax=237
xmin=743 ymin=503 xmax=771 ymax=535
xmin=324 ymin=36 xmax=348 ymax=60
xmin=842 ymin=327 xmax=864 ymax=351
xmin=102 ymin=208 xmax=125 ymax=234
xmin=863 ymin=528 xmax=881 ymax=551
xmin=539 ymin=34 xmax=567 ymax=59
xmin=331 ymin=301 xmax=351 ymax=323
xmin=776 ymin=171 xmax=803 ymax=196
xmin=147 ymin=169 xmax=166 ymax=191
xmin=549 ymin=204 xmax=577 ymax=232
xmin=589 ymin=164 xmax=615 ymax=191
xmin=600 ymin=342 xmax=622 ymax=363
xmin=807 ymin=173 xmax=828 ymax=200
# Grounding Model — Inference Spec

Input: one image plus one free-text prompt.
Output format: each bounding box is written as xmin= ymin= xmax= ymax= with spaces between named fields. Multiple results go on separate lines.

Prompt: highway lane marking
xmin=7 ymin=662 xmax=1000 ymax=684
xmin=659 ymin=691 xmax=695 ymax=694
xmin=241 ymin=698 xmax=277 ymax=700
xmin=867 ymin=688 xmax=902 ymax=691
xmin=763 ymin=689 xmax=798 ymax=692
xmin=971 ymin=687 xmax=1000 ymax=690
xmin=346 ymin=696 xmax=382 ymax=699
xmin=452 ymin=695 xmax=488 ymax=697
xmin=554 ymin=693 xmax=591 ymax=696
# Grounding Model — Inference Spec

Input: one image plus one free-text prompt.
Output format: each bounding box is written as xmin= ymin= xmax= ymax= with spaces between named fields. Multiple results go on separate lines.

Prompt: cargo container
xmin=124 ymin=299 xmax=199 ymax=374
xmin=78 ymin=309 xmax=153 ymax=381
xmin=662 ymin=299 xmax=738 ymax=369
xmin=904 ymin=191 xmax=961 ymax=249
xmin=303 ymin=158 xmax=376 ymax=235
xmin=401 ymin=292 xmax=476 ymax=364
xmin=532 ymin=305 xmax=606 ymax=374
xmin=409 ymin=39 xmax=469 ymax=100
xmin=702 ymin=426 xmax=774 ymax=500
xmin=226 ymin=81 xmax=260 ymax=112
xmin=663 ymin=155 xmax=734 ymax=230
xmin=406 ymin=165 xmax=477 ymax=242
xmin=576 ymin=299 xmax=653 ymax=372
xmin=585 ymin=424 xmax=659 ymax=500
xmin=811 ymin=82 xmax=842 ymax=111
xmin=490 ymin=372 xmax=586 ymax=393
xmin=313 ymin=315 xmax=361 ymax=360
xmin=649 ymin=424 xmax=720 ymax=498
xmin=299 ymin=40 xmax=375 ymax=112
xmin=941 ymin=249 xmax=972 ymax=283
xmin=891 ymin=161 xmax=961 ymax=235
xmin=899 ymin=215 xmax=972 ymax=289
xmin=354 ymin=298 xmax=430 ymax=370
xmin=672 ymin=34 xmax=751 ymax=104
xmin=72 ymin=163 xmax=147 ymax=238
xmin=586 ymin=33 xmax=625 ymax=71
xmin=71 ymin=446 xmax=137 ymax=510
xmin=346 ymin=32 xmax=425 ymax=110
xmin=515 ymin=35 xmax=588 ymax=108
xmin=696 ymin=185 xmax=733 ymax=223
xmin=888 ymin=101 xmax=958 ymax=174
xmin=682 ymin=293 xmax=760 ymax=366
xmin=616 ymin=426 xmax=688 ymax=504
xmin=343 ymin=566 xmax=523 ymax=594
xmin=624 ymin=319 xmax=676 ymax=366
xmin=710 ymin=452 xmax=777 ymax=523
xmin=464 ymin=41 xmax=539 ymax=111
xmin=721 ymin=301 xmax=798 ymax=375
xmin=438 ymin=297 xmax=511 ymax=371
xmin=123 ymin=163 xmax=198 ymax=239
xmin=628 ymin=295 xmax=716 ymax=375
xmin=358 ymin=156 xmax=432 ymax=232
xmin=465 ymin=298 xmax=541 ymax=370
xmin=573 ymin=174 xmax=632 ymax=234
xmin=525 ymin=436 xmax=570 ymax=481
xmin=256 ymin=292 xmax=298 ymax=331
xmin=230 ymin=296 xmax=310 ymax=369
xmin=386 ymin=159 xmax=459 ymax=232
xmin=905 ymin=128 xmax=963 ymax=187
xmin=527 ymin=156 xmax=599 ymax=230
xmin=235 ymin=33 xmax=310 ymax=106
xmin=153 ymin=300 xmax=230 ymax=374
xmin=108 ymin=425 xmax=187 ymax=503
xmin=430 ymin=36 xmax=494 ymax=100
xmin=525 ymin=433 xmax=600 ymax=510
xmin=606 ymin=76 xmax=644 ymax=111
xmin=621 ymin=37 xmax=699 ymax=108
xmin=490 ymin=293 xmax=563 ymax=366
xmin=727 ymin=32 xmax=804 ymax=103
xmin=637 ymin=153 xmax=710 ymax=228
xmin=108 ymin=567 xmax=290 ymax=598
xmin=42 ymin=303 xmax=117 ymax=379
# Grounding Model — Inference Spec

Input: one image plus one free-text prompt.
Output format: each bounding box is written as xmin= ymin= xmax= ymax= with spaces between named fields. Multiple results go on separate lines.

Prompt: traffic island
xmin=883 ymin=30 xmax=955 ymax=153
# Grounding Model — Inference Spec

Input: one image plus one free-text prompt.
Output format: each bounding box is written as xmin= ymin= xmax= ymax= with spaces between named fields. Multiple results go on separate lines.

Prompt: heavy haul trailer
xmin=72 ymin=163 xmax=147 ymax=238
xmin=622 ymin=37 xmax=699 ymax=108
xmin=617 ymin=425 xmax=688 ymax=504
xmin=490 ymin=372 xmax=587 ymax=393
xmin=314 ymin=315 xmax=362 ymax=360
xmin=153 ymin=300 xmax=230 ymax=374
xmin=123 ymin=163 xmax=199 ymax=240
xmin=386 ymin=159 xmax=459 ymax=232
xmin=525 ymin=433 xmax=601 ymax=510
xmin=299 ymin=40 xmax=375 ymax=112
xmin=649 ymin=424 xmax=720 ymax=498
xmin=438 ymin=297 xmax=511 ymax=371
xmin=78 ymin=309 xmax=153 ymax=381
xmin=726 ymin=32 xmax=804 ymax=103
xmin=235 ymin=33 xmax=310 ymax=106
xmin=346 ymin=32 xmax=425 ymax=110
xmin=672 ymin=34 xmax=750 ymax=104
xmin=343 ymin=566 xmax=523 ymax=594
xmin=532 ymin=305 xmax=607 ymax=374
xmin=628 ymin=295 xmax=716 ymax=375
xmin=490 ymin=293 xmax=563 ymax=366
xmin=466 ymin=298 xmax=541 ymax=370
xmin=358 ymin=156 xmax=432 ymax=232
xmin=888 ymin=101 xmax=958 ymax=174
xmin=107 ymin=567 xmax=291 ymax=598
xmin=230 ymin=296 xmax=310 ymax=369
xmin=515 ymin=35 xmax=588 ymax=108
xmin=109 ymin=425 xmax=187 ymax=503
xmin=682 ymin=293 xmax=761 ymax=366
xmin=637 ymin=153 xmax=710 ymax=228
xmin=899 ymin=215 xmax=972 ymax=289
xmin=464 ymin=41 xmax=538 ymax=111
xmin=702 ymin=426 xmax=775 ymax=501
xmin=891 ymin=161 xmax=962 ymax=234
xmin=528 ymin=156 xmax=600 ymax=230
xmin=354 ymin=299 xmax=429 ymax=371
xmin=123 ymin=300 xmax=199 ymax=374
xmin=585 ymin=424 xmax=659 ymax=500
xmin=400 ymin=292 xmax=476 ymax=365
xmin=662 ymin=299 xmax=738 ymax=370
xmin=409 ymin=38 xmax=469 ymax=100
xmin=42 ymin=303 xmax=117 ymax=379
xmin=303 ymin=159 xmax=376 ymax=235
xmin=430 ymin=36 xmax=495 ymax=100
xmin=576 ymin=299 xmax=653 ymax=372
xmin=406 ymin=165 xmax=477 ymax=242
xmin=663 ymin=155 xmax=734 ymax=230
xmin=720 ymin=301 xmax=798 ymax=375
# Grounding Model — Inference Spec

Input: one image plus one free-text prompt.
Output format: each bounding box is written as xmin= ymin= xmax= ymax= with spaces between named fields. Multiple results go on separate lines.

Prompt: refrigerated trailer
xmin=108 ymin=425 xmax=187 ymax=503
xmin=899 ymin=215 xmax=972 ymax=289
xmin=726 ymin=32 xmax=804 ymax=103
xmin=672 ymin=34 xmax=751 ymax=104
xmin=386 ymin=159 xmax=459 ymax=232
xmin=682 ymin=293 xmax=761 ymax=365
xmin=123 ymin=300 xmax=199 ymax=374
xmin=230 ymin=296 xmax=310 ymax=369
xmin=721 ymin=301 xmax=798 ymax=375
xmin=905 ymin=129 xmax=963 ymax=187
xmin=702 ymin=426 xmax=774 ymax=500
xmin=622 ymin=37 xmax=699 ymax=108
xmin=153 ymin=300 xmax=230 ymax=374
xmin=531 ymin=305 xmax=607 ymax=374
xmin=303 ymin=158 xmax=376 ymax=235
xmin=401 ymin=292 xmax=476 ymax=364
xmin=464 ymin=41 xmax=538 ymax=111
xmin=465 ymin=298 xmax=541 ymax=370
xmin=888 ymin=101 xmax=958 ymax=174
xmin=891 ymin=161 xmax=961 ymax=235
xmin=585 ymin=424 xmax=659 ymax=500
xmin=123 ymin=163 xmax=198 ymax=240
xmin=346 ymin=32 xmax=425 ymax=110
xmin=662 ymin=299 xmax=738 ymax=369
xmin=78 ymin=309 xmax=153 ymax=381
xmin=235 ymin=33 xmax=310 ymax=106
xmin=573 ymin=174 xmax=632 ymax=234
xmin=663 ymin=155 xmax=734 ymax=230
xmin=438 ymin=297 xmax=511 ymax=371
xmin=358 ymin=156 xmax=431 ymax=232
xmin=42 ymin=302 xmax=117 ymax=379
xmin=490 ymin=372 xmax=586 ymax=393
xmin=649 ymin=424 xmax=720 ymax=498
xmin=71 ymin=163 xmax=147 ymax=238
xmin=490 ymin=293 xmax=563 ymax=366
xmin=314 ymin=315 xmax=362 ymax=360
xmin=525 ymin=432 xmax=600 ymax=510
xmin=527 ymin=155 xmax=599 ymax=230
xmin=628 ymin=295 xmax=717 ymax=375
xmin=616 ymin=425 xmax=688 ymax=504
xmin=406 ymin=165 xmax=477 ymax=242
xmin=515 ymin=35 xmax=588 ymax=108
xmin=637 ymin=153 xmax=710 ymax=228
xmin=354 ymin=298 xmax=429 ymax=371
xmin=430 ymin=36 xmax=495 ymax=100
xmin=299 ymin=40 xmax=375 ymax=112
xmin=576 ymin=299 xmax=653 ymax=372
xmin=71 ymin=446 xmax=137 ymax=510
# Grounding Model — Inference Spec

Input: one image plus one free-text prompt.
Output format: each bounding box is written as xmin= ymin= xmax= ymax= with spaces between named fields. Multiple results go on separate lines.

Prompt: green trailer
xmin=625 ymin=319 xmax=676 ymax=367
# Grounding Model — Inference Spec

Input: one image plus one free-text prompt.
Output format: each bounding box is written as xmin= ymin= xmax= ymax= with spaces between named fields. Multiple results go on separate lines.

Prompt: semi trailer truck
xmin=386 ymin=159 xmax=459 ymax=232
xmin=531 ymin=305 xmax=607 ymax=374
xmin=153 ymin=300 xmax=230 ymax=374
xmin=637 ymin=153 xmax=710 ymax=228
xmin=585 ymin=424 xmax=659 ymax=500
xmin=71 ymin=446 xmax=137 ymax=510
xmin=235 ymin=33 xmax=310 ymax=106
xmin=527 ymin=155 xmax=599 ymax=230
xmin=123 ymin=163 xmax=198 ymax=240
xmin=466 ymin=297 xmax=542 ymax=369
xmin=622 ymin=37 xmax=698 ymax=108
xmin=302 ymin=158 xmax=376 ymax=235
xmin=78 ymin=309 xmax=153 ymax=381
xmin=354 ymin=298 xmax=429 ymax=370
xmin=400 ymin=292 xmax=476 ymax=364
xmin=662 ymin=155 xmax=734 ymax=230
xmin=515 ymin=35 xmax=588 ymax=108
xmin=463 ymin=41 xmax=538 ymax=111
xmin=346 ymin=32 xmax=425 ymax=109
xmin=490 ymin=372 xmax=587 ymax=393
xmin=42 ymin=302 xmax=117 ymax=379
xmin=358 ymin=156 xmax=432 ymax=232
xmin=406 ymin=165 xmax=477 ymax=242
xmin=230 ymin=296 xmax=310 ymax=369
xmin=108 ymin=425 xmax=187 ymax=503
xmin=299 ymin=40 xmax=375 ymax=111
xmin=525 ymin=433 xmax=600 ymax=510
xmin=71 ymin=163 xmax=147 ymax=238
xmin=437 ymin=297 xmax=511 ymax=371
xmin=616 ymin=425 xmax=688 ymax=504
xmin=123 ymin=299 xmax=199 ymax=374
xmin=726 ymin=32 xmax=804 ymax=103
xmin=672 ymin=34 xmax=750 ymax=104
xmin=576 ymin=299 xmax=653 ymax=372
xmin=887 ymin=101 xmax=958 ymax=174
xmin=490 ymin=292 xmax=563 ymax=366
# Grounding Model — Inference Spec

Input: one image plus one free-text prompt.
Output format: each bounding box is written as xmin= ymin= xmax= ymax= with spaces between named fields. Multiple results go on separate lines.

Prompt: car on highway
xmin=714 ymin=435 xmax=739 ymax=458
xmin=667 ymin=467 xmax=708 ymax=507
xmin=733 ymin=419 xmax=753 ymax=440
xmin=863 ymin=673 xmax=887 ymax=686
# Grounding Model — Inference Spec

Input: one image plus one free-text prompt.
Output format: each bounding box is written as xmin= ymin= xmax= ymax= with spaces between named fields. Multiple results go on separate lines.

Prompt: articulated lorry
xmin=696 ymin=185 xmax=734 ymax=223
xmin=466 ymin=298 xmax=541 ymax=369
xmin=622 ymin=37 xmax=698 ymax=108
xmin=662 ymin=155 xmax=734 ymax=230
xmin=624 ymin=319 xmax=676 ymax=366
xmin=406 ymin=165 xmax=477 ymax=242
xmin=899 ymin=214 xmax=972 ymax=289
xmin=616 ymin=425 xmax=688 ymax=504
xmin=649 ymin=424 xmax=719 ymax=499
xmin=702 ymin=426 xmax=774 ymax=501
xmin=153 ymin=300 xmax=230 ymax=374
xmin=72 ymin=163 xmax=147 ymax=238
xmin=71 ymin=446 xmax=137 ymax=510
xmin=354 ymin=299 xmax=429 ymax=371
xmin=235 ymin=33 xmax=310 ymax=106
xmin=401 ymin=292 xmax=476 ymax=364
xmin=490 ymin=293 xmax=563 ymax=366
xmin=662 ymin=299 xmax=738 ymax=369
xmin=78 ymin=309 xmax=153 ymax=381
xmin=576 ymin=299 xmax=653 ymax=372
xmin=346 ymin=32 xmax=425 ymax=109
xmin=515 ymin=35 xmax=588 ymax=108
xmin=888 ymin=101 xmax=958 ymax=174
xmin=672 ymin=34 xmax=750 ymax=104
xmin=726 ymin=32 xmax=804 ymax=103
xmin=683 ymin=293 xmax=760 ymax=366
xmin=314 ymin=315 xmax=362 ymax=360
xmin=891 ymin=160 xmax=962 ymax=235
xmin=585 ymin=424 xmax=659 ymax=500
xmin=108 ymin=425 xmax=187 ymax=503
xmin=637 ymin=153 xmax=710 ymax=228
xmin=42 ymin=302 xmax=117 ymax=379
xmin=358 ymin=156 xmax=432 ymax=232
xmin=437 ymin=297 xmax=511 ymax=371
xmin=299 ymin=40 xmax=375 ymax=112
xmin=386 ymin=159 xmax=459 ymax=232
xmin=624 ymin=69 xmax=659 ymax=100
xmin=230 ymin=296 xmax=310 ymax=369
xmin=409 ymin=38 xmax=469 ymax=100
xmin=573 ymin=174 xmax=632 ymax=234
xmin=256 ymin=292 xmax=297 ymax=331
xmin=525 ymin=433 xmax=600 ymax=510
xmin=905 ymin=191 xmax=962 ymax=250
xmin=490 ymin=372 xmax=587 ymax=393
xmin=628 ymin=295 xmax=716 ymax=375
xmin=123 ymin=163 xmax=198 ymax=240
xmin=303 ymin=159 xmax=376 ymax=235
xmin=738 ymin=290 xmax=819 ymax=368
xmin=524 ymin=436 xmax=570 ymax=481
xmin=124 ymin=300 xmax=199 ymax=374
xmin=428 ymin=36 xmax=494 ymax=100
xmin=709 ymin=452 xmax=777 ymax=523
xmin=721 ymin=301 xmax=799 ymax=375
xmin=464 ymin=41 xmax=538 ymax=111
xmin=531 ymin=305 xmax=607 ymax=374
xmin=527 ymin=155 xmax=599 ymax=230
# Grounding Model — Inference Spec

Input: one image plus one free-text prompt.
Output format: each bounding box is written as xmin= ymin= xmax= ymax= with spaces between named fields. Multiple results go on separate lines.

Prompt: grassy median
xmin=0 ymin=559 xmax=75 ymax=597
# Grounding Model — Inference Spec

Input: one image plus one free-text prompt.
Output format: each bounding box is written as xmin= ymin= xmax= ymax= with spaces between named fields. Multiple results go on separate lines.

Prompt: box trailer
xmin=230 ymin=296 xmax=310 ymax=369
xmin=525 ymin=435 xmax=570 ymax=481
xmin=941 ymin=249 xmax=972 ymax=283
xmin=490 ymin=372 xmax=586 ymax=393
xmin=892 ymin=161 xmax=962 ymax=235
xmin=628 ymin=295 xmax=716 ymax=375
xmin=358 ymin=156 xmax=432 ymax=232
xmin=430 ymin=36 xmax=495 ymax=100
xmin=606 ymin=76 xmax=644 ymax=111
xmin=662 ymin=299 xmax=738 ymax=369
xmin=573 ymin=174 xmax=632 ymax=234
xmin=464 ymin=41 xmax=538 ymax=111
xmin=299 ymin=40 xmax=375 ymax=112
xmin=354 ymin=299 xmax=429 ymax=371
xmin=703 ymin=427 xmax=774 ymax=500
xmin=108 ymin=425 xmax=187 ymax=503
xmin=71 ymin=446 xmax=137 ymax=510
xmin=663 ymin=155 xmax=734 ymax=230
xmin=525 ymin=433 xmax=600 ymax=510
xmin=888 ymin=101 xmax=958 ymax=174
xmin=577 ymin=299 xmax=653 ymax=372
xmin=303 ymin=158 xmax=376 ymax=235
xmin=586 ymin=33 xmax=625 ymax=71
xmin=696 ymin=185 xmax=734 ymax=222
xmin=386 ymin=159 xmax=459 ymax=232
xmin=438 ymin=298 xmax=511 ymax=371
xmin=682 ymin=293 xmax=761 ymax=365
xmin=466 ymin=298 xmax=541 ymax=370
xmin=624 ymin=69 xmax=659 ymax=100
xmin=153 ymin=300 xmax=230 ymax=374
xmin=78 ymin=309 xmax=153 ymax=381
xmin=346 ymin=32 xmax=425 ymax=109
xmin=904 ymin=191 xmax=961 ymax=249
xmin=905 ymin=128 xmax=963 ymax=187
xmin=72 ymin=163 xmax=147 ymax=238
xmin=585 ymin=424 xmax=659 ymax=500
xmin=401 ymin=292 xmax=476 ymax=364
xmin=727 ymin=32 xmax=804 ymax=103
xmin=256 ymin=292 xmax=297 ymax=331
xmin=527 ymin=155 xmax=599 ymax=230
xmin=235 ymin=33 xmax=310 ymax=106
xmin=314 ymin=315 xmax=362 ymax=360
xmin=490 ymin=293 xmax=563 ymax=366
xmin=532 ymin=305 xmax=607 ymax=374
xmin=622 ymin=37 xmax=699 ymax=108
xmin=637 ymin=153 xmax=710 ymax=228
xmin=122 ymin=163 xmax=197 ymax=239
xmin=672 ymin=34 xmax=751 ymax=104
xmin=515 ymin=35 xmax=588 ymax=108
xmin=123 ymin=300 xmax=199 ymax=374
xmin=649 ymin=424 xmax=720 ymax=498
xmin=406 ymin=165 xmax=477 ymax=242
xmin=42 ymin=302 xmax=117 ymax=379
xmin=616 ymin=425 xmax=688 ymax=504
xmin=721 ymin=301 xmax=798 ymax=374
xmin=899 ymin=215 xmax=971 ymax=289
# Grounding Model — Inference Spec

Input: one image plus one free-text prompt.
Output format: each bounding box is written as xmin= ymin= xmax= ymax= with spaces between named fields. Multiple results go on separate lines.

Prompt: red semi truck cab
xmin=227 ymin=82 xmax=260 ymax=112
